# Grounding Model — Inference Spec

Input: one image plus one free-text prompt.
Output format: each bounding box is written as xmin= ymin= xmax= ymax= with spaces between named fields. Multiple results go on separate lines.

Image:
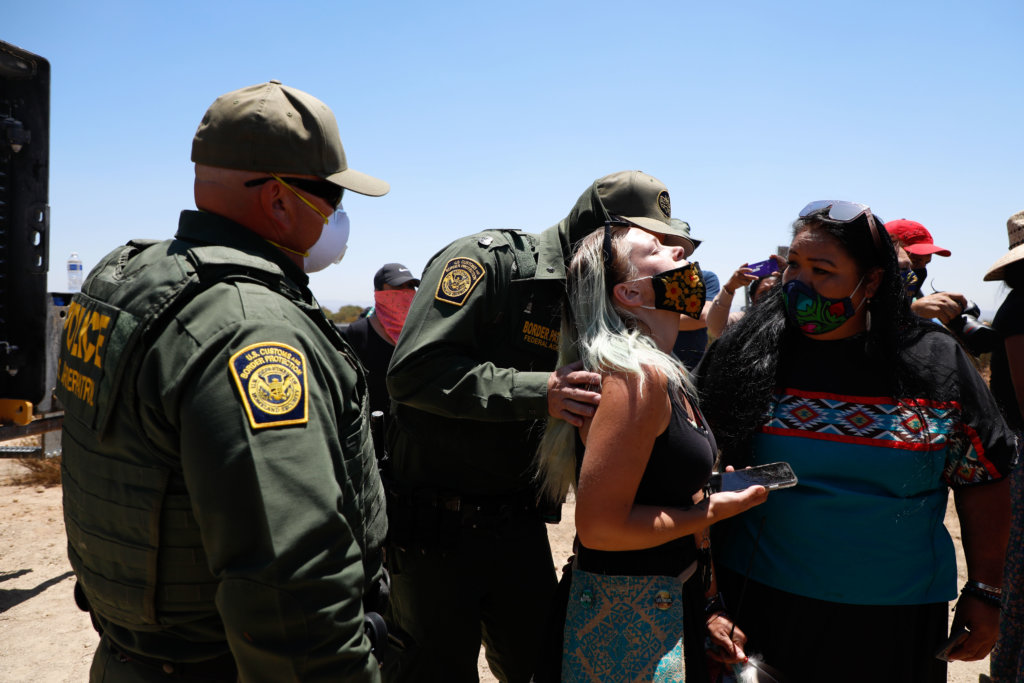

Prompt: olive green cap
xmin=668 ymin=218 xmax=701 ymax=257
xmin=595 ymin=170 xmax=685 ymax=244
xmin=191 ymin=80 xmax=389 ymax=197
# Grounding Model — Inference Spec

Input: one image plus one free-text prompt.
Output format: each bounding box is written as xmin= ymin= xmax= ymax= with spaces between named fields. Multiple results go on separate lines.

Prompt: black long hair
xmin=696 ymin=207 xmax=928 ymax=466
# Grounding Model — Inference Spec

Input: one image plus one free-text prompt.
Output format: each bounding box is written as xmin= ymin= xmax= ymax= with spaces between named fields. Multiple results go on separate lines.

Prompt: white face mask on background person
xmin=303 ymin=206 xmax=351 ymax=273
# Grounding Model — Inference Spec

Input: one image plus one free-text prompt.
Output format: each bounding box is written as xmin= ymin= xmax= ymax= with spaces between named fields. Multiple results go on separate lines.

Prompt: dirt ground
xmin=0 ymin=457 xmax=993 ymax=683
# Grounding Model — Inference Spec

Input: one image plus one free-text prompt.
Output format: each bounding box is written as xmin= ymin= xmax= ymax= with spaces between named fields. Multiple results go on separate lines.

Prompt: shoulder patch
xmin=229 ymin=342 xmax=308 ymax=429
xmin=435 ymin=257 xmax=485 ymax=307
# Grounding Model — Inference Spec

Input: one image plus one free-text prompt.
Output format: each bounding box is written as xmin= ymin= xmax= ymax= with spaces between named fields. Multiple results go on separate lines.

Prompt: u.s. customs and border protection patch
xmin=229 ymin=342 xmax=308 ymax=429
xmin=435 ymin=257 xmax=485 ymax=306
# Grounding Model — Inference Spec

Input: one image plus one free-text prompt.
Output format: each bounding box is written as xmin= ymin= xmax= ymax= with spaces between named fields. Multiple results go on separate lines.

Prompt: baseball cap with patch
xmin=885 ymin=219 xmax=950 ymax=257
xmin=596 ymin=171 xmax=688 ymax=245
xmin=191 ymin=80 xmax=389 ymax=197
xmin=374 ymin=263 xmax=420 ymax=290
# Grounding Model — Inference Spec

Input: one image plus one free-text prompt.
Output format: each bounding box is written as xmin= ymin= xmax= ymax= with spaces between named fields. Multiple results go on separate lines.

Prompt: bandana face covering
xmin=304 ymin=208 xmax=351 ymax=273
xmin=782 ymin=277 xmax=864 ymax=335
xmin=373 ymin=289 xmax=416 ymax=343
xmin=629 ymin=262 xmax=707 ymax=320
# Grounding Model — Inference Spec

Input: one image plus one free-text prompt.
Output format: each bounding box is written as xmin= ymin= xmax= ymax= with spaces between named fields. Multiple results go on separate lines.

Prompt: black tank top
xmin=576 ymin=391 xmax=717 ymax=576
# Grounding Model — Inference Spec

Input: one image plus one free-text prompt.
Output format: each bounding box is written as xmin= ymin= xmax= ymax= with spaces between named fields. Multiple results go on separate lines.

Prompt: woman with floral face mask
xmin=535 ymin=223 xmax=768 ymax=682
xmin=696 ymin=202 xmax=1015 ymax=682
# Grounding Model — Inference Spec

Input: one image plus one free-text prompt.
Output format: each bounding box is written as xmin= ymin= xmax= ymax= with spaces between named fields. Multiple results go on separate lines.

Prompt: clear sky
xmin=7 ymin=0 xmax=1023 ymax=315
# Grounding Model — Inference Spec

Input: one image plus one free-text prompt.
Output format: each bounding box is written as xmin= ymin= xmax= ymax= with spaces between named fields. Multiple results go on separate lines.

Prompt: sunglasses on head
xmin=799 ymin=200 xmax=884 ymax=254
xmin=244 ymin=176 xmax=344 ymax=209
xmin=602 ymin=218 xmax=633 ymax=266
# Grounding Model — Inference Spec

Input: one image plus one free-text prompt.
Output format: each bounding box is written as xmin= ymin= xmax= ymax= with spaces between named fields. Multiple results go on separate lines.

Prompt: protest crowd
xmin=55 ymin=80 xmax=1024 ymax=683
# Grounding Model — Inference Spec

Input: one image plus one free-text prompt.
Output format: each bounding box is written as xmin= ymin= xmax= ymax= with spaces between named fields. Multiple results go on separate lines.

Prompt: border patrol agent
xmin=57 ymin=81 xmax=389 ymax=682
xmin=383 ymin=171 xmax=691 ymax=682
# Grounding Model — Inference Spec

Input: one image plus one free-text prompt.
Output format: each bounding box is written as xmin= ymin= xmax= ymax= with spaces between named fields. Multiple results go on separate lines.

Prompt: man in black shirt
xmin=341 ymin=263 xmax=420 ymax=418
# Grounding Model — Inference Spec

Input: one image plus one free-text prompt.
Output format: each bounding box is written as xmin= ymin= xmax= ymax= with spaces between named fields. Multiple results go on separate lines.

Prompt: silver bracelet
xmin=966 ymin=579 xmax=1003 ymax=596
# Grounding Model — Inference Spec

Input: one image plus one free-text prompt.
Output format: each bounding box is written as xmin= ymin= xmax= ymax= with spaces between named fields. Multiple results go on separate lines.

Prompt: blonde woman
xmin=536 ymin=222 xmax=767 ymax=682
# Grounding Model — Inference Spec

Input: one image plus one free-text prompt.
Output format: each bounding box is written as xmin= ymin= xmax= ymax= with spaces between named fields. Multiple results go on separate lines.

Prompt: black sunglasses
xmin=244 ymin=176 xmax=344 ymax=209
xmin=602 ymin=219 xmax=633 ymax=291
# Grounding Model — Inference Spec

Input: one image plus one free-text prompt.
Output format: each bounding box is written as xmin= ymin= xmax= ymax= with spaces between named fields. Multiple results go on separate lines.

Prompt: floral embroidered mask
xmin=782 ymin=277 xmax=865 ymax=335
xmin=626 ymin=262 xmax=707 ymax=320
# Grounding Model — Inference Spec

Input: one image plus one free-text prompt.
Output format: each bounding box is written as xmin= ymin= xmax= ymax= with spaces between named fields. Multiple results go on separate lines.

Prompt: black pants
xmin=717 ymin=567 xmax=948 ymax=683
xmin=382 ymin=521 xmax=556 ymax=683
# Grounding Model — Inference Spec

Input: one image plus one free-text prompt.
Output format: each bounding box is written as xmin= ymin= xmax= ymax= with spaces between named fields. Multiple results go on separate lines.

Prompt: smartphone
xmin=707 ymin=462 xmax=798 ymax=493
xmin=934 ymin=626 xmax=969 ymax=661
xmin=746 ymin=259 xmax=777 ymax=277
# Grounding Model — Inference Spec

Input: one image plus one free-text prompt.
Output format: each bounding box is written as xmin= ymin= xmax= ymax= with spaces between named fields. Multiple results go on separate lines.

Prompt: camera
xmin=947 ymin=300 xmax=999 ymax=356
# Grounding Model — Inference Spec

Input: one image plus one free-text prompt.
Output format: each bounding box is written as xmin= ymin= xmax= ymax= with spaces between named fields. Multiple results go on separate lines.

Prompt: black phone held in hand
xmin=708 ymin=462 xmax=798 ymax=493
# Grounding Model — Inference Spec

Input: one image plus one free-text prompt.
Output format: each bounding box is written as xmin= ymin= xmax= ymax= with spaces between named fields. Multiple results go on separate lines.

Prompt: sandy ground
xmin=0 ymin=457 xmax=993 ymax=683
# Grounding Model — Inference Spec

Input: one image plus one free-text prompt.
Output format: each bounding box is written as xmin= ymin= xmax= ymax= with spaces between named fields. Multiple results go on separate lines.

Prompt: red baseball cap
xmin=884 ymin=219 xmax=951 ymax=257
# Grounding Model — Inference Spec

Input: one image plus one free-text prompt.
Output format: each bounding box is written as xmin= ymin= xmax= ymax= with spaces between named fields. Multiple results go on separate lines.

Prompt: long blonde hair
xmin=534 ymin=226 xmax=695 ymax=504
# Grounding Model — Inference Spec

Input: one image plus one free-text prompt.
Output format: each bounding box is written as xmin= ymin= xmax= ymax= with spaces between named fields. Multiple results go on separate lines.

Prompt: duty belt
xmin=103 ymin=637 xmax=238 ymax=681
xmin=384 ymin=485 xmax=541 ymax=550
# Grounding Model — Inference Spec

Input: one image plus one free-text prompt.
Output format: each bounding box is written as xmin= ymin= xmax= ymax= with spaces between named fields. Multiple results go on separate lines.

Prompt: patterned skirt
xmin=562 ymin=567 xmax=686 ymax=682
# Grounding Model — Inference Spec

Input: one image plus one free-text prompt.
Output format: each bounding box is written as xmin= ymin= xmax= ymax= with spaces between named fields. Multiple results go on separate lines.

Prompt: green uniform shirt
xmin=386 ymin=180 xmax=616 ymax=496
xmin=58 ymin=211 xmax=386 ymax=682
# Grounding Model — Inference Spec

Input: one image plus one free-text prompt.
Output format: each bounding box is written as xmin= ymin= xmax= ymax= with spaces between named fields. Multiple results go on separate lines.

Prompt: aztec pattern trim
xmin=760 ymin=388 xmax=999 ymax=485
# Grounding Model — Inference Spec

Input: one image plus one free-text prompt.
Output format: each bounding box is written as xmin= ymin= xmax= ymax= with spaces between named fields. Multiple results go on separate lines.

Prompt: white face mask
xmin=303 ymin=206 xmax=351 ymax=273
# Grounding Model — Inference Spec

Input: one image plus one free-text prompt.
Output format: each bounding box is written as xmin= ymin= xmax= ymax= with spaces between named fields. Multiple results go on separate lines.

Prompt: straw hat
xmin=984 ymin=211 xmax=1024 ymax=281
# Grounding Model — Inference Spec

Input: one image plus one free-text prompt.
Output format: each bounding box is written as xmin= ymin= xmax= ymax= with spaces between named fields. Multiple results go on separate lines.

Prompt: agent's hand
xmin=912 ymin=292 xmax=968 ymax=324
xmin=706 ymin=613 xmax=748 ymax=664
xmin=547 ymin=360 xmax=602 ymax=427
xmin=947 ymin=594 xmax=1000 ymax=661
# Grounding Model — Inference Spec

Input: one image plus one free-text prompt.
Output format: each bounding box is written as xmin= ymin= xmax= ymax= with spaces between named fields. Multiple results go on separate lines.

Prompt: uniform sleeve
xmin=386 ymin=237 xmax=550 ymax=422
xmin=942 ymin=342 xmax=1017 ymax=488
xmin=154 ymin=319 xmax=380 ymax=683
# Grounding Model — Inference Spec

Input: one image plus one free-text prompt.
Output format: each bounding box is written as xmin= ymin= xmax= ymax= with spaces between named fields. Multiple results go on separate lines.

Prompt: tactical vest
xmin=57 ymin=237 xmax=325 ymax=630
xmin=389 ymin=228 xmax=564 ymax=494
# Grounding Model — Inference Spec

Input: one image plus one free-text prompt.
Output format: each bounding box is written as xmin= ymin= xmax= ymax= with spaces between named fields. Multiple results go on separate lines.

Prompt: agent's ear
xmin=612 ymin=280 xmax=646 ymax=309
xmin=258 ymin=180 xmax=294 ymax=235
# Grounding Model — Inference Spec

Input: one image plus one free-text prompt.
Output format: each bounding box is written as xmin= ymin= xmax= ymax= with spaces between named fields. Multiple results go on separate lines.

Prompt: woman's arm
xmin=707 ymin=265 xmax=756 ymax=338
xmin=949 ymin=478 xmax=1010 ymax=661
xmin=575 ymin=371 xmax=766 ymax=551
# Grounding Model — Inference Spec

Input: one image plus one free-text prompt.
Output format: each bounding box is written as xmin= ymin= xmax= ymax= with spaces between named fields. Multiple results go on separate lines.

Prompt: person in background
xmin=706 ymin=259 xmax=782 ymax=339
xmin=983 ymin=210 xmax=1024 ymax=682
xmin=341 ymin=263 xmax=420 ymax=419
xmin=57 ymin=81 xmax=391 ymax=682
xmin=668 ymin=219 xmax=720 ymax=369
xmin=535 ymin=223 xmax=766 ymax=681
xmin=697 ymin=200 xmax=1014 ymax=682
xmin=886 ymin=218 xmax=967 ymax=324
xmin=383 ymin=171 xmax=692 ymax=682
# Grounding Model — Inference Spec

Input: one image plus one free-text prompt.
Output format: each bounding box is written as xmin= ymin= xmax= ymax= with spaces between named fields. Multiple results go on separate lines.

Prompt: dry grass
xmin=0 ymin=436 xmax=62 ymax=487
xmin=7 ymin=456 xmax=63 ymax=487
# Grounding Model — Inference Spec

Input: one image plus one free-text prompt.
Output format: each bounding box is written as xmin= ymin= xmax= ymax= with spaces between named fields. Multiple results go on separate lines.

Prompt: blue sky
xmin=7 ymin=0 xmax=1023 ymax=314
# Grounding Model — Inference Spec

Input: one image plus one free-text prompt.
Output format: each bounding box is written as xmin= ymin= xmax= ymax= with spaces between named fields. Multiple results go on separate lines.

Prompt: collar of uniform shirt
xmin=536 ymin=228 xmax=568 ymax=280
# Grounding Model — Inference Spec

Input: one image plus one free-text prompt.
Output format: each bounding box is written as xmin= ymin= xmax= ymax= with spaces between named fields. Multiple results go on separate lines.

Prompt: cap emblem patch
xmin=658 ymin=191 xmax=671 ymax=218
xmin=436 ymin=257 xmax=485 ymax=307
xmin=229 ymin=342 xmax=308 ymax=429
